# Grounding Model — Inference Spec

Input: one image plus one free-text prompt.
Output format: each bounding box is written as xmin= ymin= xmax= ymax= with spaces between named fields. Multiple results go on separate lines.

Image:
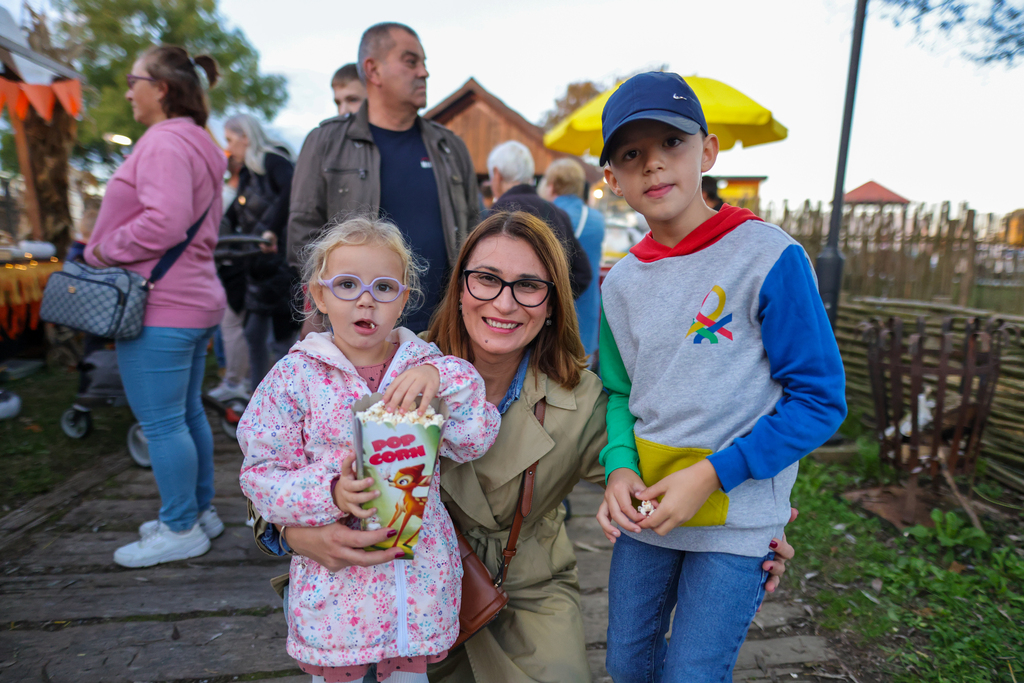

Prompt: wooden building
xmin=424 ymin=78 xmax=601 ymax=186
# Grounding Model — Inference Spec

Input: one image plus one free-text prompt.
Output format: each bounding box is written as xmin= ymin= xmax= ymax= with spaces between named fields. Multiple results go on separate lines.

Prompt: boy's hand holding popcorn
xmin=331 ymin=453 xmax=380 ymax=518
xmin=382 ymin=365 xmax=440 ymax=415
xmin=597 ymin=467 xmax=648 ymax=542
xmin=637 ymin=460 xmax=722 ymax=536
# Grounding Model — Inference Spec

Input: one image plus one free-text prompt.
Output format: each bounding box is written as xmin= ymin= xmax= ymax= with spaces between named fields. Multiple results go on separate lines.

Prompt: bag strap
xmin=494 ymin=398 xmax=545 ymax=588
xmin=147 ymin=199 xmax=214 ymax=287
xmin=574 ymin=205 xmax=589 ymax=239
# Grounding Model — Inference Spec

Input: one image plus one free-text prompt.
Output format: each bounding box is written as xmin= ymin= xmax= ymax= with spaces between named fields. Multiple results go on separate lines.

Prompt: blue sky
xmin=6 ymin=0 xmax=1024 ymax=214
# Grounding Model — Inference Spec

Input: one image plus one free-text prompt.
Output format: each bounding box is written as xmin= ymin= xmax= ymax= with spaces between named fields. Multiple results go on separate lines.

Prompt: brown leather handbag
xmin=451 ymin=400 xmax=545 ymax=648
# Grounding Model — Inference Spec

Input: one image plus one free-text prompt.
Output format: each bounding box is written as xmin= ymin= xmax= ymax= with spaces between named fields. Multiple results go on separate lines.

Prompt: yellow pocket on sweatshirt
xmin=635 ymin=437 xmax=729 ymax=527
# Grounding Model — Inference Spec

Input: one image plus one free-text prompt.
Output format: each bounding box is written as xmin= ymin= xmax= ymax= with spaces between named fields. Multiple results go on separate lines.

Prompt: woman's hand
xmin=91 ymin=244 xmax=112 ymax=266
xmin=331 ymin=453 xmax=380 ymax=518
xmin=597 ymin=468 xmax=648 ymax=541
xmin=259 ymin=230 xmax=278 ymax=254
xmin=383 ymin=365 xmax=440 ymax=415
xmin=763 ymin=507 xmax=798 ymax=596
xmin=282 ymin=523 xmax=404 ymax=572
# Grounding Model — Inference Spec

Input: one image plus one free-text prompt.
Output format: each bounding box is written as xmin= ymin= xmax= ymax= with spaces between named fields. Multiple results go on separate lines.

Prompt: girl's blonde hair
xmin=301 ymin=215 xmax=425 ymax=323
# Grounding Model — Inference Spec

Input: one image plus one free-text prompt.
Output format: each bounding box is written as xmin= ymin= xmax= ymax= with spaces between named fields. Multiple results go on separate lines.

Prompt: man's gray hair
xmin=357 ymin=22 xmax=420 ymax=84
xmin=488 ymin=141 xmax=535 ymax=185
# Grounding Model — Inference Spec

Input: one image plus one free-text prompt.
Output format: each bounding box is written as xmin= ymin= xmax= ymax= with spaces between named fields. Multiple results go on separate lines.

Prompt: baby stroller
xmin=60 ymin=338 xmax=152 ymax=468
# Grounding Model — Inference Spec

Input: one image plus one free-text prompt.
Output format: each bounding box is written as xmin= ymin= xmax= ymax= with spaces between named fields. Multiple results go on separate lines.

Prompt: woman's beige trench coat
xmin=429 ymin=368 xmax=607 ymax=683
xmin=251 ymin=367 xmax=608 ymax=682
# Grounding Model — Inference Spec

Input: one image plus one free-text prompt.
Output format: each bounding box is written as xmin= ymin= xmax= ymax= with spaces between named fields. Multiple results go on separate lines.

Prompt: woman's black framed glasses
xmin=463 ymin=270 xmax=554 ymax=308
xmin=126 ymin=74 xmax=158 ymax=90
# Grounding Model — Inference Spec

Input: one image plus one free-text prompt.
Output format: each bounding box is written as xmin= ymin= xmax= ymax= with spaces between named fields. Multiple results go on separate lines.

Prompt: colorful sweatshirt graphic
xmin=599 ymin=205 xmax=847 ymax=556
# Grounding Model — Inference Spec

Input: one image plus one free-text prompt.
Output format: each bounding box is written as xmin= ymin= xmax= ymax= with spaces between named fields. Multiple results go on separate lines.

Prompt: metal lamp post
xmin=816 ymin=0 xmax=869 ymax=329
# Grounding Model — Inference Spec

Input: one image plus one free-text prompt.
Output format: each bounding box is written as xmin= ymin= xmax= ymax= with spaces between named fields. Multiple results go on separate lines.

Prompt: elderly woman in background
xmin=541 ymin=159 xmax=606 ymax=363
xmin=487 ymin=141 xmax=592 ymax=300
xmin=87 ymin=45 xmax=227 ymax=567
xmin=217 ymin=114 xmax=297 ymax=396
xmin=252 ymin=211 xmax=794 ymax=682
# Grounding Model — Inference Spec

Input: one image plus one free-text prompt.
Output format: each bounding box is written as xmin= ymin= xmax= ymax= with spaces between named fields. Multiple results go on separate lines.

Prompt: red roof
xmin=843 ymin=181 xmax=910 ymax=205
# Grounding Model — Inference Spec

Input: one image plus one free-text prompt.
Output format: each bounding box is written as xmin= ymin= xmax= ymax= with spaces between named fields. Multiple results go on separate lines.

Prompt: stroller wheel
xmin=221 ymin=398 xmax=247 ymax=441
xmin=61 ymin=408 xmax=93 ymax=439
xmin=127 ymin=422 xmax=151 ymax=468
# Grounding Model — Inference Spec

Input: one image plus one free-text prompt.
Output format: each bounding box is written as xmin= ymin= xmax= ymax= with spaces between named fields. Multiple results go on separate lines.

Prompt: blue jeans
xmin=117 ymin=326 xmax=217 ymax=532
xmin=606 ymin=533 xmax=771 ymax=683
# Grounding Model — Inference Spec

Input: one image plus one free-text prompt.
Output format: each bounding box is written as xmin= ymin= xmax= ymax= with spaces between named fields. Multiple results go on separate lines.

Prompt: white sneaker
xmin=114 ymin=522 xmax=211 ymax=568
xmin=139 ymin=507 xmax=225 ymax=539
xmin=207 ymin=381 xmax=250 ymax=402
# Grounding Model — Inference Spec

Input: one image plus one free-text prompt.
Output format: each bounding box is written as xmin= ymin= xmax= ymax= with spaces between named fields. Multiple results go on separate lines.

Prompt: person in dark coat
xmin=487 ymin=141 xmax=592 ymax=299
xmin=221 ymin=113 xmax=297 ymax=392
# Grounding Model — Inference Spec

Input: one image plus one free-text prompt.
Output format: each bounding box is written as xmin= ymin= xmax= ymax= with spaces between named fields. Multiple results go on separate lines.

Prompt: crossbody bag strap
xmin=147 ymin=200 xmax=213 ymax=287
xmin=494 ymin=398 xmax=546 ymax=588
xmin=574 ymin=205 xmax=589 ymax=239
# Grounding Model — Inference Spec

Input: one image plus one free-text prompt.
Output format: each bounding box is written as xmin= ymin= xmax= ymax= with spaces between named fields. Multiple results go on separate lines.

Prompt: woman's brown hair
xmin=427 ymin=211 xmax=587 ymax=390
xmin=141 ymin=45 xmax=219 ymax=127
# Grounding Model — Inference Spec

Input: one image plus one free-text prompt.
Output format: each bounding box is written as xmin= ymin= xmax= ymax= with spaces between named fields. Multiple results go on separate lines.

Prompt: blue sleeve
xmin=707 ymin=244 xmax=847 ymax=492
xmin=260 ymin=524 xmax=292 ymax=557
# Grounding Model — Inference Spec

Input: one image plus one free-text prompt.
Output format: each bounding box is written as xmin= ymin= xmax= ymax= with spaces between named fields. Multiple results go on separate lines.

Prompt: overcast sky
xmin=7 ymin=0 xmax=1023 ymax=214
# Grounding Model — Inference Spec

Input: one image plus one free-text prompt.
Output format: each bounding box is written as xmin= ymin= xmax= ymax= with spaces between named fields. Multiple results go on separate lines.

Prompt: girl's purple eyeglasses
xmin=318 ymin=274 xmax=407 ymax=303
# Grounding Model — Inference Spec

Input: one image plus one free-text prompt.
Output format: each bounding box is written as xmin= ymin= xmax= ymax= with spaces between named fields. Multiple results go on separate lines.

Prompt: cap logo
xmin=673 ymin=94 xmax=687 ymax=100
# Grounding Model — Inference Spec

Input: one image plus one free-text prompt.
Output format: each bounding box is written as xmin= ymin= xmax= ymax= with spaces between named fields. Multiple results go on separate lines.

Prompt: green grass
xmin=791 ymin=455 xmax=1024 ymax=681
xmin=0 ymin=365 xmax=138 ymax=514
xmin=0 ymin=352 xmax=223 ymax=517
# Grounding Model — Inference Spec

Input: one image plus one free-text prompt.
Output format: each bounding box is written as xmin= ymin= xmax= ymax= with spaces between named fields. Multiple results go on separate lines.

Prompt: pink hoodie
xmin=85 ymin=117 xmax=228 ymax=328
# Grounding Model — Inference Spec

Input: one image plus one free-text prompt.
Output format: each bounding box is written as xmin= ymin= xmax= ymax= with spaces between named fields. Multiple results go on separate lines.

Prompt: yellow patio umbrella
xmin=544 ymin=76 xmax=788 ymax=157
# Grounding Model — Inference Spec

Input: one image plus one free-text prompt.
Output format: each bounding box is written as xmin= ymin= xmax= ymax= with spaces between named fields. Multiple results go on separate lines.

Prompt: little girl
xmin=238 ymin=217 xmax=500 ymax=683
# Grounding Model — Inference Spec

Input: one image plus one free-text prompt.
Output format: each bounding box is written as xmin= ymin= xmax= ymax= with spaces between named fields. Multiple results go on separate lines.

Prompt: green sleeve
xmin=598 ymin=306 xmax=641 ymax=483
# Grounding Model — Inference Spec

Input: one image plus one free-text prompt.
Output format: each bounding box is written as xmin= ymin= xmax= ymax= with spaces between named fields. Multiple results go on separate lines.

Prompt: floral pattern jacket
xmin=238 ymin=329 xmax=500 ymax=667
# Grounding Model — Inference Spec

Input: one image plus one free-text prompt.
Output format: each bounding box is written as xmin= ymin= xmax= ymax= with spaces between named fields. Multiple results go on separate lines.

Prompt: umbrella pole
xmin=816 ymin=0 xmax=868 ymax=329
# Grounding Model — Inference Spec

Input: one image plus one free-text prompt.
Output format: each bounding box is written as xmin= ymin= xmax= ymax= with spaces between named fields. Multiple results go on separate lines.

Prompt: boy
xmin=595 ymin=72 xmax=846 ymax=681
xmin=330 ymin=63 xmax=365 ymax=116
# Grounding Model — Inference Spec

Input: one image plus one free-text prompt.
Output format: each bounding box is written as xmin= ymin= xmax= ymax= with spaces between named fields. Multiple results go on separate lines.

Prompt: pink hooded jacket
xmin=238 ymin=329 xmax=501 ymax=667
xmin=85 ymin=117 xmax=228 ymax=328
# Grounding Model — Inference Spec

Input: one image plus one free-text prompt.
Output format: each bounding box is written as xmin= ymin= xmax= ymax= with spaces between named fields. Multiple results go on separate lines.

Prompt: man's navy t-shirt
xmin=370 ymin=123 xmax=447 ymax=333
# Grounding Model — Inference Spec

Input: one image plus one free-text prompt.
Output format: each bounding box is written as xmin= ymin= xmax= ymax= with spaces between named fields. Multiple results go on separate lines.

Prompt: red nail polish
xmin=769 ymin=540 xmax=778 ymax=549
xmin=387 ymin=529 xmax=397 ymax=538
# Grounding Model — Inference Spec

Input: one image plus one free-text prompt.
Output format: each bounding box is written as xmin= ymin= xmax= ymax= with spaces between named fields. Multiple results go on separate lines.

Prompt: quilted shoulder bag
xmin=451 ymin=399 xmax=545 ymax=649
xmin=41 ymin=202 xmax=213 ymax=340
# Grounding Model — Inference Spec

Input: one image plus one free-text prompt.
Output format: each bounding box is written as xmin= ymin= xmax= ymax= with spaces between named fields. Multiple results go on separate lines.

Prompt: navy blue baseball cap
xmin=599 ymin=72 xmax=708 ymax=166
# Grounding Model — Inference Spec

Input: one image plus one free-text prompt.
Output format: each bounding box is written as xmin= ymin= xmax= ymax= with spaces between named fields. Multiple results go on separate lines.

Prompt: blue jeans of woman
xmin=117 ymin=326 xmax=217 ymax=532
xmin=605 ymin=533 xmax=772 ymax=683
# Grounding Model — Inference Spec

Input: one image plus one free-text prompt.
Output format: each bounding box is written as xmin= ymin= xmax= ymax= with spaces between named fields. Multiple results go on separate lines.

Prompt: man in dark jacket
xmin=288 ymin=22 xmax=479 ymax=332
xmin=488 ymin=140 xmax=592 ymax=298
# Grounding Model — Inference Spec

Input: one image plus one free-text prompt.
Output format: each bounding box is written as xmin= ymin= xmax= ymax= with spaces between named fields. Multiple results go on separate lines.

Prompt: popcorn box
xmin=352 ymin=393 xmax=449 ymax=559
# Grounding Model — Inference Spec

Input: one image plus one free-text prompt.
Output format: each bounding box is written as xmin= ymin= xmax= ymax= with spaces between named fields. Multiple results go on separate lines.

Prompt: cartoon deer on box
xmin=387 ymin=464 xmax=431 ymax=547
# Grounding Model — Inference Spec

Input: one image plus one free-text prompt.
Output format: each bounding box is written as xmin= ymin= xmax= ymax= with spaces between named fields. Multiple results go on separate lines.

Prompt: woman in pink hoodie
xmin=85 ymin=45 xmax=228 ymax=568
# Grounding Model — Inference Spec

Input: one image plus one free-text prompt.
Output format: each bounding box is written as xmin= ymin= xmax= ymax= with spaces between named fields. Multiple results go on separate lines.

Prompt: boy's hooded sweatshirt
xmin=239 ymin=329 xmax=500 ymax=666
xmin=600 ymin=205 xmax=846 ymax=556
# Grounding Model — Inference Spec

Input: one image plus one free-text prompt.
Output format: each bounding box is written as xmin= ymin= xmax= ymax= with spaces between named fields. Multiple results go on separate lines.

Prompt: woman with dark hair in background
xmin=219 ymin=113 xmax=297 ymax=395
xmin=86 ymin=46 xmax=228 ymax=567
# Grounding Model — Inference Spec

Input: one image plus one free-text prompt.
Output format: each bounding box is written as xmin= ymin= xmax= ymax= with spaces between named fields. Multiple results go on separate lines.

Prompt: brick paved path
xmin=1 ymin=425 xmax=835 ymax=682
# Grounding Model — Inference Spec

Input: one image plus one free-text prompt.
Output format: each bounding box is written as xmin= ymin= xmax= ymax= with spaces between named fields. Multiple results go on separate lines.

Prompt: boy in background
xmin=330 ymin=63 xmax=365 ymax=116
xmin=595 ymin=72 xmax=846 ymax=681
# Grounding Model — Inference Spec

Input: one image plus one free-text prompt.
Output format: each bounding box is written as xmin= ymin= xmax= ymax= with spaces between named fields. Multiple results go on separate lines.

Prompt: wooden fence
xmin=765 ymin=201 xmax=1024 ymax=315
xmin=835 ymin=297 xmax=1024 ymax=493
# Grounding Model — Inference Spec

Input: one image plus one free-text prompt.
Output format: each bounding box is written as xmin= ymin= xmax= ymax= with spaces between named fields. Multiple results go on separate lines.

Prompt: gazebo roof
xmin=844 ymin=181 xmax=910 ymax=206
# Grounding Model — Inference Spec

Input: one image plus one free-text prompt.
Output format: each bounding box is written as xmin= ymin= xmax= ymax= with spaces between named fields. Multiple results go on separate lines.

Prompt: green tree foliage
xmin=539 ymin=80 xmax=603 ymax=131
xmin=878 ymin=0 xmax=1024 ymax=65
xmin=54 ymin=0 xmax=287 ymax=162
